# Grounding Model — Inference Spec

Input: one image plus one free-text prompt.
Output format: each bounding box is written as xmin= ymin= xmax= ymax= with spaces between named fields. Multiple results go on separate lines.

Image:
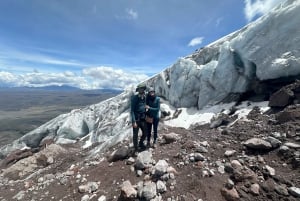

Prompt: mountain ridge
xmin=0 ymin=85 xmax=123 ymax=93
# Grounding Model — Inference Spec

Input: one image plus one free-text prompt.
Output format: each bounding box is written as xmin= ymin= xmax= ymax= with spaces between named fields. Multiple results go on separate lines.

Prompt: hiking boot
xmin=146 ymin=142 xmax=151 ymax=149
xmin=139 ymin=143 xmax=146 ymax=151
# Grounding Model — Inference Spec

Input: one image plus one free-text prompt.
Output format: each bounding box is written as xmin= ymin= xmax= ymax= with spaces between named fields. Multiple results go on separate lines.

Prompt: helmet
xmin=136 ymin=83 xmax=146 ymax=92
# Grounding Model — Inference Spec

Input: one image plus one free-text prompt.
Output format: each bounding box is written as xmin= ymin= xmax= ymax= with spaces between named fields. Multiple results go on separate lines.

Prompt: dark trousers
xmin=132 ymin=120 xmax=147 ymax=150
xmin=146 ymin=117 xmax=159 ymax=143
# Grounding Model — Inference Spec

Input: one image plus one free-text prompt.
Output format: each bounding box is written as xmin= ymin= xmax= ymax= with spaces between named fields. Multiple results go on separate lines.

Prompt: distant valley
xmin=0 ymin=87 xmax=121 ymax=146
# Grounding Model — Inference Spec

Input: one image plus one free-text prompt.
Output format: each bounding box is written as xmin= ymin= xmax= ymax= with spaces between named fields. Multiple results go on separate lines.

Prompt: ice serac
xmin=146 ymin=0 xmax=300 ymax=109
xmin=1 ymin=0 xmax=300 ymax=157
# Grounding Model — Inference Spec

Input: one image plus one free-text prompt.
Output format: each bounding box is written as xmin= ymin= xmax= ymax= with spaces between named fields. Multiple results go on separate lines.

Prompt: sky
xmin=0 ymin=0 xmax=283 ymax=90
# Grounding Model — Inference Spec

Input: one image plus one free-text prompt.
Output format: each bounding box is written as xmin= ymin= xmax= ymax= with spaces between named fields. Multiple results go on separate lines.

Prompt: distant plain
xmin=0 ymin=88 xmax=120 ymax=146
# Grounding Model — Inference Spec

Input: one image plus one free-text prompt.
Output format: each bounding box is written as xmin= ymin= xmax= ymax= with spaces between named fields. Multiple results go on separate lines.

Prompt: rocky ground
xmin=1 ymin=83 xmax=300 ymax=201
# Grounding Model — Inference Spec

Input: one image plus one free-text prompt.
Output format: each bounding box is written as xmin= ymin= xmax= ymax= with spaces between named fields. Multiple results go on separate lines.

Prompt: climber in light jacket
xmin=145 ymin=87 xmax=160 ymax=148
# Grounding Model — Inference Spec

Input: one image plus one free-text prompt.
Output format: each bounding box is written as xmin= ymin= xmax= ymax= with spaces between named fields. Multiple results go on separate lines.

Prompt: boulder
xmin=243 ymin=138 xmax=272 ymax=150
xmin=162 ymin=133 xmax=180 ymax=144
xmin=108 ymin=146 xmax=132 ymax=162
xmin=120 ymin=180 xmax=137 ymax=200
xmin=269 ymin=87 xmax=293 ymax=107
xmin=141 ymin=181 xmax=157 ymax=201
xmin=134 ymin=151 xmax=153 ymax=170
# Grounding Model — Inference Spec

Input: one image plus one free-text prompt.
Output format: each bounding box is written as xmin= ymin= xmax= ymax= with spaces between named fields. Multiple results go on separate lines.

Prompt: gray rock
xmin=194 ymin=153 xmax=205 ymax=161
xmin=195 ymin=146 xmax=208 ymax=153
xmin=137 ymin=181 xmax=144 ymax=198
xmin=243 ymin=138 xmax=272 ymax=150
xmin=162 ymin=133 xmax=180 ymax=144
xmin=224 ymin=163 xmax=234 ymax=174
xmin=126 ymin=157 xmax=135 ymax=165
xmin=264 ymin=136 xmax=282 ymax=148
xmin=135 ymin=151 xmax=153 ymax=170
xmin=278 ymin=145 xmax=290 ymax=155
xmin=218 ymin=166 xmax=225 ymax=174
xmin=202 ymin=170 xmax=209 ymax=177
xmin=142 ymin=181 xmax=157 ymax=201
xmin=81 ymin=195 xmax=90 ymax=201
xmin=250 ymin=183 xmax=260 ymax=195
xmin=120 ymin=180 xmax=137 ymax=199
xmin=275 ymin=185 xmax=289 ymax=196
xmin=210 ymin=113 xmax=230 ymax=129
xmin=288 ymin=187 xmax=300 ymax=197
xmin=59 ymin=177 xmax=68 ymax=185
xmin=265 ymin=165 xmax=276 ymax=176
xmin=272 ymin=132 xmax=282 ymax=138
xmin=224 ymin=150 xmax=236 ymax=157
xmin=225 ymin=179 xmax=235 ymax=189
xmin=230 ymin=160 xmax=242 ymax=169
xmin=137 ymin=170 xmax=143 ymax=177
xmin=98 ymin=195 xmax=106 ymax=201
xmin=78 ymin=182 xmax=98 ymax=193
xmin=108 ymin=146 xmax=131 ymax=162
xmin=154 ymin=160 xmax=169 ymax=177
xmin=284 ymin=142 xmax=300 ymax=149
xmin=47 ymin=156 xmax=54 ymax=164
xmin=156 ymin=180 xmax=167 ymax=193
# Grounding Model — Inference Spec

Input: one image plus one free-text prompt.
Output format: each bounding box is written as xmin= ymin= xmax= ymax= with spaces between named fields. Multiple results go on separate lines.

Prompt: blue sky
xmin=0 ymin=0 xmax=283 ymax=89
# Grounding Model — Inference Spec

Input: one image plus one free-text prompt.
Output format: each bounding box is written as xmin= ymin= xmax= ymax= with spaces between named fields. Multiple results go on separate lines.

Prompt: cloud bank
xmin=0 ymin=66 xmax=149 ymax=90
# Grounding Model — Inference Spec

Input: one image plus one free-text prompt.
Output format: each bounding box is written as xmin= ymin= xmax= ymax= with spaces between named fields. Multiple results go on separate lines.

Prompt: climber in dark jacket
xmin=145 ymin=87 xmax=160 ymax=148
xmin=130 ymin=83 xmax=148 ymax=151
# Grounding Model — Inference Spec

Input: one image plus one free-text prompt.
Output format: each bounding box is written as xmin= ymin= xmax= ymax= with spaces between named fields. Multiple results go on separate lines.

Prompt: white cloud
xmin=215 ymin=17 xmax=223 ymax=27
xmin=82 ymin=66 xmax=148 ymax=89
xmin=116 ymin=8 xmax=138 ymax=20
xmin=0 ymin=71 xmax=19 ymax=86
xmin=0 ymin=70 xmax=87 ymax=88
xmin=19 ymin=72 xmax=87 ymax=88
xmin=188 ymin=37 xmax=204 ymax=47
xmin=126 ymin=8 xmax=138 ymax=20
xmin=0 ymin=66 xmax=149 ymax=90
xmin=244 ymin=0 xmax=282 ymax=22
xmin=64 ymin=71 xmax=77 ymax=77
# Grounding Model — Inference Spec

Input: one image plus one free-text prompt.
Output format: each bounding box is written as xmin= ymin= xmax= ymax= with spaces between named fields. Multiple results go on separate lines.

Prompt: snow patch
xmin=164 ymin=101 xmax=269 ymax=129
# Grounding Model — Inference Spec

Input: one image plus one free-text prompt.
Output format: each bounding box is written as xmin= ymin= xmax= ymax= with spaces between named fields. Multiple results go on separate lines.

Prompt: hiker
xmin=145 ymin=87 xmax=160 ymax=148
xmin=130 ymin=83 xmax=148 ymax=151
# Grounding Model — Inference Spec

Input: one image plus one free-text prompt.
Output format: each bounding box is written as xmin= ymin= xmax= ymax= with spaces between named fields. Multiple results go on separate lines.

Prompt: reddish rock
xmin=221 ymin=187 xmax=240 ymax=201
xmin=269 ymin=88 xmax=293 ymax=107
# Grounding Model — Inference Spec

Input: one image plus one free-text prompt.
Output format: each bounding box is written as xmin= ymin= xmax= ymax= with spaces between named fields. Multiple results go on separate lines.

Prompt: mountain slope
xmin=0 ymin=103 xmax=300 ymax=200
xmin=1 ymin=0 xmax=300 ymax=162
